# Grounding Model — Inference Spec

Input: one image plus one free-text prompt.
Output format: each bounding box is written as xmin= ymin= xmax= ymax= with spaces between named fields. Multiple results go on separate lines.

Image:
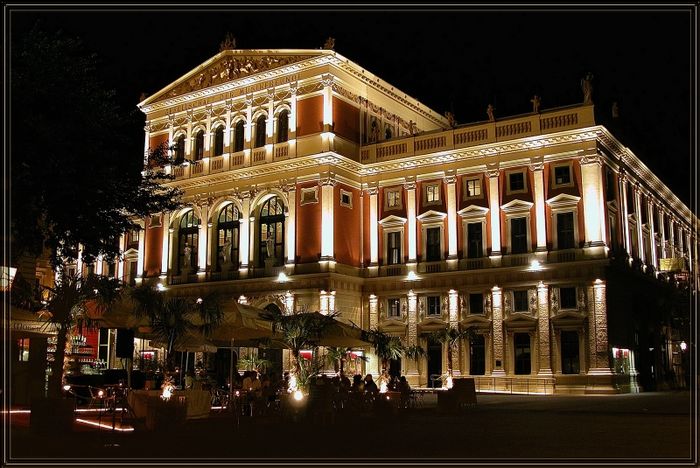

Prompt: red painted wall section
xmin=149 ymin=133 xmax=169 ymax=151
xmin=296 ymin=183 xmax=321 ymax=263
xmin=332 ymin=97 xmax=360 ymax=142
xmin=144 ymin=217 xmax=163 ymax=277
xmin=334 ymin=184 xmax=361 ymax=266
xmin=297 ymin=96 xmax=323 ymax=137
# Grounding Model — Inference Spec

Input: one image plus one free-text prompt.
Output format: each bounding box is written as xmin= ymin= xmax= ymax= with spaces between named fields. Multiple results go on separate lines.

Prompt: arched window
xmin=258 ymin=196 xmax=285 ymax=267
xmin=174 ymin=135 xmax=185 ymax=164
xmin=217 ymin=204 xmax=240 ymax=270
xmin=276 ymin=110 xmax=289 ymax=143
xmin=213 ymin=126 xmax=224 ymax=156
xmin=254 ymin=115 xmax=267 ymax=148
xmin=234 ymin=120 xmax=245 ymax=152
xmin=194 ymin=130 xmax=205 ymax=160
xmin=178 ymin=211 xmax=199 ymax=273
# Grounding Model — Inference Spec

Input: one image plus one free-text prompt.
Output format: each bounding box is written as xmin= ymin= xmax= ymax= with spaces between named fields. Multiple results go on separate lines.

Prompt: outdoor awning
xmin=305 ymin=312 xmax=369 ymax=348
xmin=205 ymin=300 xmax=275 ymax=347
xmin=8 ymin=305 xmax=58 ymax=336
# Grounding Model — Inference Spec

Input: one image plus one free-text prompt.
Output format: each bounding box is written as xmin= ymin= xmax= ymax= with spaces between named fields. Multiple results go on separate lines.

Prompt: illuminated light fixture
xmin=97 ymin=390 xmax=105 ymax=398
xmin=156 ymin=283 xmax=167 ymax=292
xmin=75 ymin=418 xmax=134 ymax=432
xmin=293 ymin=390 xmax=304 ymax=401
xmin=277 ymin=272 xmax=289 ymax=283
xmin=238 ymin=295 xmax=248 ymax=305
xmin=594 ymin=278 xmax=603 ymax=285
xmin=0 ymin=267 xmax=17 ymax=291
xmin=63 ymin=385 xmax=71 ymax=391
xmin=406 ymin=271 xmax=420 ymax=281
xmin=196 ymin=297 xmax=203 ymax=304
xmin=528 ymin=260 xmax=543 ymax=271
xmin=680 ymin=341 xmax=687 ymax=351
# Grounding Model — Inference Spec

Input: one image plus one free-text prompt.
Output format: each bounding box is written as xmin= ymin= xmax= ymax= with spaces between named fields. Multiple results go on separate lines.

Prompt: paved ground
xmin=7 ymin=391 xmax=695 ymax=466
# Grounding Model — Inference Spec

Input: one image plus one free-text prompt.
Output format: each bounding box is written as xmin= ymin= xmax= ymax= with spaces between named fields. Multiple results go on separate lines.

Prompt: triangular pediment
xmin=458 ymin=204 xmax=489 ymax=218
xmin=501 ymin=199 xmax=534 ymax=214
xmin=379 ymin=215 xmax=407 ymax=228
xmin=546 ymin=193 xmax=581 ymax=209
xmin=416 ymin=210 xmax=447 ymax=223
xmin=141 ymin=49 xmax=326 ymax=106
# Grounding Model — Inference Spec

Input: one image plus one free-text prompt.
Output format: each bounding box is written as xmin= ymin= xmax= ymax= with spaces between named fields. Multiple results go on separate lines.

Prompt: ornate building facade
xmin=122 ymin=48 xmax=696 ymax=393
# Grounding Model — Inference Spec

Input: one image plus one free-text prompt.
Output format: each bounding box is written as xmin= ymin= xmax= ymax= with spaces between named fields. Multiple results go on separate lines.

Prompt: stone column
xmin=136 ymin=223 xmax=145 ymax=280
xmin=267 ymin=88 xmax=275 ymax=143
xmin=224 ymin=101 xmax=232 ymax=151
xmin=167 ymin=226 xmax=176 ymax=273
xmin=669 ymin=217 xmax=676 ymax=257
xmin=368 ymin=186 xmax=379 ymax=266
xmin=160 ymin=212 xmax=170 ymax=277
xmin=197 ymin=203 xmax=209 ymax=274
xmin=320 ymin=172 xmax=335 ymax=261
xmin=167 ymin=115 xmax=175 ymax=153
xmin=445 ymin=172 xmax=458 ymax=263
xmin=619 ymin=172 xmax=631 ymax=254
xmin=587 ymin=280 xmax=611 ymax=373
xmin=448 ymin=289 xmax=460 ymax=375
xmin=531 ymin=157 xmax=547 ymax=252
xmin=117 ymin=234 xmax=126 ymax=281
xmin=368 ymin=294 xmax=380 ymax=375
xmin=205 ymin=105 xmax=213 ymax=156
xmin=185 ymin=110 xmax=193 ymax=158
xmin=633 ymin=186 xmax=645 ymax=263
xmin=206 ymin=217 xmax=215 ymax=273
xmin=321 ymin=74 xmax=334 ymax=152
xmin=95 ymin=254 xmax=104 ymax=275
xmin=537 ymin=281 xmax=552 ymax=375
xmin=580 ymin=154 xmax=606 ymax=247
xmin=405 ymin=178 xmax=417 ymax=263
xmin=289 ymin=83 xmax=298 ymax=140
xmin=406 ymin=290 xmax=419 ymax=385
xmin=143 ymin=122 xmax=151 ymax=166
xmin=487 ymin=164 xmax=502 ymax=256
xmin=647 ymin=199 xmax=658 ymax=270
xmin=658 ymin=208 xmax=667 ymax=259
xmin=491 ymin=287 xmax=505 ymax=376
xmin=239 ymin=192 xmax=251 ymax=272
xmin=285 ymin=183 xmax=297 ymax=265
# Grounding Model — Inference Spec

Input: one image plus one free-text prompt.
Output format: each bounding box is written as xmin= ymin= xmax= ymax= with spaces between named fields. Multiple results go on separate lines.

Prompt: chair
xmin=87 ymin=386 xmax=109 ymax=411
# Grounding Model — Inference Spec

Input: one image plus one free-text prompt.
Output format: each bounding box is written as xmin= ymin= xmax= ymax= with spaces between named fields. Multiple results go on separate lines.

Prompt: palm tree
xmin=238 ymin=354 xmax=272 ymax=373
xmin=129 ymin=284 xmax=222 ymax=371
xmin=364 ymin=328 xmax=404 ymax=374
xmin=264 ymin=309 xmax=338 ymax=388
xmin=42 ymin=271 xmax=122 ymax=397
xmin=430 ymin=326 xmax=472 ymax=377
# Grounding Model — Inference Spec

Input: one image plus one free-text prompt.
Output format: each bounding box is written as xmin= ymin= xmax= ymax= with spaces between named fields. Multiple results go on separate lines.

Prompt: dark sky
xmin=8 ymin=6 xmax=695 ymax=208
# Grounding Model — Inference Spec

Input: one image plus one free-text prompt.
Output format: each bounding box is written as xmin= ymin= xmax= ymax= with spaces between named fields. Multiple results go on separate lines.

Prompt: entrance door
xmin=560 ymin=331 xmax=580 ymax=374
xmin=427 ymin=338 xmax=443 ymax=388
xmin=389 ymin=358 xmax=401 ymax=378
xmin=470 ymin=335 xmax=486 ymax=375
xmin=514 ymin=333 xmax=531 ymax=375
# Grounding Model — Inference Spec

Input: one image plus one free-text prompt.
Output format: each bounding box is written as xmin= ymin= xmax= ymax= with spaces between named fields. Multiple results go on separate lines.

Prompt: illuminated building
xmin=116 ymin=47 xmax=700 ymax=393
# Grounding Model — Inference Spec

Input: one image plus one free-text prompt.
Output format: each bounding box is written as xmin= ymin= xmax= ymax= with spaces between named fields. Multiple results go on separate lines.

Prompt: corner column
xmin=487 ymin=164 xmax=502 ymax=257
xmin=368 ymin=294 xmax=380 ymax=375
xmin=406 ymin=290 xmax=419 ymax=385
xmin=405 ymin=178 xmax=417 ymax=264
xmin=445 ymin=172 xmax=458 ymax=266
xmin=587 ymin=280 xmax=612 ymax=373
xmin=160 ymin=212 xmax=170 ymax=278
xmin=136 ymin=223 xmax=146 ymax=281
xmin=580 ymin=154 xmax=606 ymax=247
xmin=491 ymin=286 xmax=505 ymax=376
xmin=320 ymin=172 xmax=335 ymax=261
xmin=285 ymin=182 xmax=297 ymax=265
xmin=633 ymin=186 xmax=645 ymax=263
xmin=647 ymin=198 xmax=658 ymax=269
xmin=531 ymin=157 xmax=547 ymax=252
xmin=197 ymin=203 xmax=209 ymax=274
xmin=239 ymin=192 xmax=251 ymax=275
xmin=619 ymin=171 xmax=631 ymax=254
xmin=537 ymin=281 xmax=552 ymax=375
xmin=368 ymin=185 xmax=379 ymax=268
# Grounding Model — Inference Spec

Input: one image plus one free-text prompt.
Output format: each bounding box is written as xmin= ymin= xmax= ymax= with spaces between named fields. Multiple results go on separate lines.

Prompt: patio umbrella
xmin=205 ymin=300 xmax=275 ymax=346
xmin=305 ymin=312 xmax=369 ymax=348
xmin=151 ymin=332 xmax=218 ymax=353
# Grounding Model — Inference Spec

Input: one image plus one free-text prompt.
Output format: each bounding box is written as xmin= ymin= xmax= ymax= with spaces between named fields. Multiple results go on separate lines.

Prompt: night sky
xmin=8 ymin=6 xmax=695 ymax=209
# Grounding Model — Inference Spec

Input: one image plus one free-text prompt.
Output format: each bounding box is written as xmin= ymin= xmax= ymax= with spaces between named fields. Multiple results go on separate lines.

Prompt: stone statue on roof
xmin=530 ymin=95 xmax=541 ymax=113
xmin=486 ymin=104 xmax=495 ymax=122
xmin=219 ymin=33 xmax=237 ymax=52
xmin=581 ymin=72 xmax=594 ymax=104
xmin=323 ymin=37 xmax=335 ymax=50
xmin=444 ymin=111 xmax=456 ymax=128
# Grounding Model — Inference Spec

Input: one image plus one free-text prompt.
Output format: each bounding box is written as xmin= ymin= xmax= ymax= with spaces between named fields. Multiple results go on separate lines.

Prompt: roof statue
xmin=486 ymin=104 xmax=495 ymax=122
xmin=581 ymin=72 xmax=594 ymax=104
xmin=219 ymin=33 xmax=237 ymax=52
xmin=612 ymin=101 xmax=619 ymax=119
xmin=530 ymin=95 xmax=541 ymax=113
xmin=444 ymin=111 xmax=456 ymax=128
xmin=323 ymin=37 xmax=335 ymax=50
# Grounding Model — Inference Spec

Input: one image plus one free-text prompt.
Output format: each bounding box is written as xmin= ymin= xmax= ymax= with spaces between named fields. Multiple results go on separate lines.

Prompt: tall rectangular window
xmin=509 ymin=172 xmax=525 ymax=192
xmin=388 ymin=298 xmax=401 ymax=317
xmin=560 ymin=287 xmax=577 ymax=309
xmin=557 ymin=212 xmax=575 ymax=249
xmin=426 ymin=227 xmax=441 ymax=261
xmin=514 ymin=333 xmax=531 ymax=375
xmin=387 ymin=232 xmax=401 ymax=265
xmin=465 ymin=178 xmax=481 ymax=198
xmin=469 ymin=293 xmax=484 ymax=314
xmin=467 ymin=222 xmax=483 ymax=258
xmin=510 ymin=217 xmax=528 ymax=254
xmin=98 ymin=328 xmax=110 ymax=363
xmin=554 ymin=165 xmax=571 ymax=185
xmin=513 ymin=290 xmax=529 ymax=312
xmin=427 ymin=296 xmax=441 ymax=316
xmin=470 ymin=335 xmax=485 ymax=375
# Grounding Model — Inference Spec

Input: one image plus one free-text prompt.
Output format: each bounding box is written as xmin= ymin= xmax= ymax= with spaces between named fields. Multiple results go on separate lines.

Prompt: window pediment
xmin=501 ymin=199 xmax=533 ymax=215
xmin=546 ymin=193 xmax=580 ymax=210
xmin=416 ymin=210 xmax=446 ymax=225
xmin=458 ymin=205 xmax=489 ymax=219
xmin=379 ymin=215 xmax=407 ymax=229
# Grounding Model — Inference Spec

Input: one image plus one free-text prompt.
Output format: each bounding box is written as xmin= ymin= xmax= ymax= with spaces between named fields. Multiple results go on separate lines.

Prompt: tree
xmin=264 ymin=310 xmax=338 ymax=388
xmin=10 ymin=25 xmax=181 ymax=268
xmin=364 ymin=328 xmax=404 ymax=374
xmin=42 ymin=271 xmax=122 ymax=398
xmin=430 ymin=326 xmax=473 ymax=377
xmin=129 ymin=284 xmax=222 ymax=371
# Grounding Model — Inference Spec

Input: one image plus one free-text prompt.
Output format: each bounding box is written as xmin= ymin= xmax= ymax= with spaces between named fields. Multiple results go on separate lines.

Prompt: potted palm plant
xmin=364 ymin=328 xmax=404 ymax=376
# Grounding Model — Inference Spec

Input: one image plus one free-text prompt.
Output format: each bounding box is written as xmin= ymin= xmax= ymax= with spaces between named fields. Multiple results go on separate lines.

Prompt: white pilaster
xmin=658 ymin=209 xmax=667 ymax=258
xmin=634 ymin=187 xmax=645 ymax=263
xmin=267 ymin=89 xmax=275 ymax=140
xmin=537 ymin=282 xmax=552 ymax=375
xmin=369 ymin=187 xmax=379 ymax=265
xmin=405 ymin=179 xmax=417 ymax=262
xmin=185 ymin=111 xmax=193 ymax=158
xmin=289 ymin=84 xmax=298 ymax=140
xmin=320 ymin=173 xmax=335 ymax=260
xmin=160 ymin=212 xmax=170 ymax=276
xmin=197 ymin=204 xmax=208 ymax=273
xmin=136 ymin=225 xmax=145 ymax=279
xmin=239 ymin=193 xmax=251 ymax=269
xmin=286 ymin=184 xmax=297 ymax=264
xmin=224 ymin=101 xmax=232 ymax=149
xmin=205 ymin=106 xmax=212 ymax=155
xmin=143 ymin=122 xmax=151 ymax=166
xmin=647 ymin=200 xmax=658 ymax=269
xmin=117 ymin=234 xmax=126 ymax=281
xmin=531 ymin=158 xmax=547 ymax=251
xmin=619 ymin=172 xmax=631 ymax=254
xmin=580 ymin=154 xmax=606 ymax=246
xmin=491 ymin=287 xmax=505 ymax=376
xmin=445 ymin=173 xmax=458 ymax=260
xmin=487 ymin=165 xmax=501 ymax=256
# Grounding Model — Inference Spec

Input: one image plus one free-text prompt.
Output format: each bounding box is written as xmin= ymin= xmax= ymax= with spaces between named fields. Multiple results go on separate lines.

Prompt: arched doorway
xmin=178 ymin=211 xmax=199 ymax=274
xmin=258 ymin=196 xmax=285 ymax=267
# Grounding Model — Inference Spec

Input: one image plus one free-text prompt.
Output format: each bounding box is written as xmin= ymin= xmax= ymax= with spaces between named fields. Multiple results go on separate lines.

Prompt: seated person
xmin=351 ymin=374 xmax=365 ymax=393
xmin=364 ymin=374 xmax=378 ymax=394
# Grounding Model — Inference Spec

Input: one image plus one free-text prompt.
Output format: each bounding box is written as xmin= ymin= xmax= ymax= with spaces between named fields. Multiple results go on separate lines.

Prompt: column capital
xmin=580 ymin=152 xmax=603 ymax=166
xmin=244 ymin=94 xmax=254 ymax=106
xmin=366 ymin=183 xmax=379 ymax=196
xmin=320 ymin=171 xmax=336 ymax=187
xmin=205 ymin=105 xmax=213 ymax=117
xmin=321 ymin=73 xmax=334 ymax=87
xmin=186 ymin=109 xmax=194 ymax=122
xmin=404 ymin=176 xmax=416 ymax=191
xmin=486 ymin=162 xmax=500 ymax=178
xmin=224 ymin=100 xmax=234 ymax=112
xmin=267 ymin=88 xmax=276 ymax=100
xmin=444 ymin=175 xmax=457 ymax=185
xmin=529 ymin=155 xmax=544 ymax=171
xmin=289 ymin=82 xmax=298 ymax=95
xmin=168 ymin=114 xmax=176 ymax=126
